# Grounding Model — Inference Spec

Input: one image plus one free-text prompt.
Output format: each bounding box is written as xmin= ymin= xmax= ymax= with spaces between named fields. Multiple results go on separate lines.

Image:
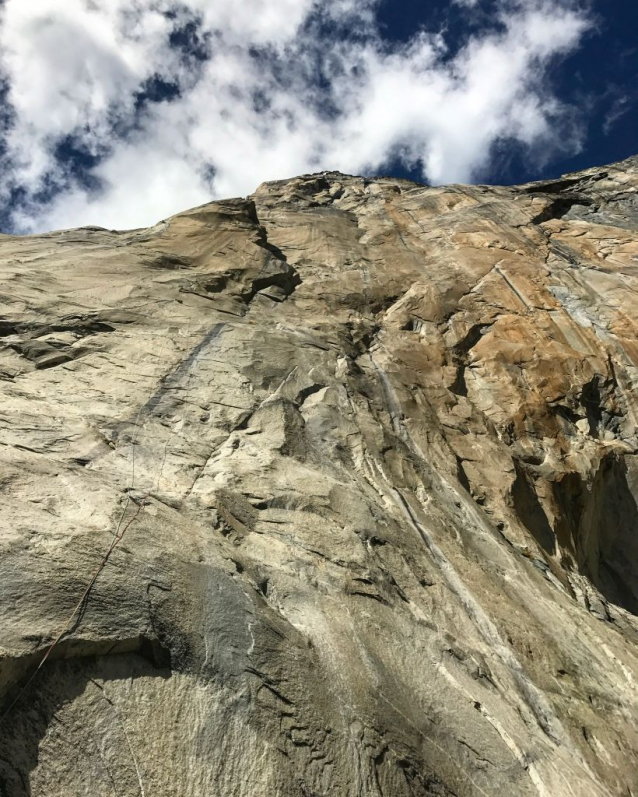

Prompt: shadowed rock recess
xmin=0 ymin=157 xmax=637 ymax=797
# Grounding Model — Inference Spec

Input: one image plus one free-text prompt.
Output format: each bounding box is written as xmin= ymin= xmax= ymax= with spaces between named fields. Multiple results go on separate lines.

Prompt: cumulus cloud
xmin=0 ymin=0 xmax=590 ymax=232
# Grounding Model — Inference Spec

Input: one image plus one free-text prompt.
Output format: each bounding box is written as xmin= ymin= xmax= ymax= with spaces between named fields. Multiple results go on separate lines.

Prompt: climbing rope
xmin=0 ymin=327 xmax=179 ymax=725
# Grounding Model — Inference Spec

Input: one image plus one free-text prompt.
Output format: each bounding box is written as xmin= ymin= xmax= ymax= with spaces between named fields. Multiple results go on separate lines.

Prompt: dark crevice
xmin=530 ymin=195 xmax=595 ymax=225
xmin=348 ymin=590 xmax=390 ymax=605
xmin=200 ymin=274 xmax=230 ymax=293
xmin=0 ymin=321 xmax=20 ymax=337
xmin=8 ymin=340 xmax=87 ymax=370
xmin=244 ymin=203 xmax=303 ymax=305
xmin=0 ymin=317 xmax=116 ymax=340
xmin=579 ymin=374 xmax=623 ymax=440
xmin=254 ymin=227 xmax=288 ymax=262
xmin=144 ymin=253 xmax=194 ymax=270
xmin=511 ymin=462 xmax=556 ymax=555
xmin=245 ymin=265 xmax=302 ymax=303
xmin=524 ymin=177 xmax=585 ymax=195
xmin=401 ymin=317 xmax=424 ymax=333
xmin=512 ymin=450 xmax=638 ymax=615
xmin=524 ymin=173 xmax=607 ymax=196
xmin=454 ymin=323 xmax=494 ymax=355
xmin=43 ymin=319 xmax=117 ymax=336
xmin=455 ymin=457 xmax=472 ymax=495
xmin=450 ymin=365 xmax=468 ymax=397
xmin=549 ymin=403 xmax=583 ymax=426
xmin=295 ymin=384 xmax=326 ymax=406
xmin=449 ymin=322 xmax=493 ymax=397
xmin=549 ymin=241 xmax=581 ymax=265
xmin=552 ymin=453 xmax=638 ymax=615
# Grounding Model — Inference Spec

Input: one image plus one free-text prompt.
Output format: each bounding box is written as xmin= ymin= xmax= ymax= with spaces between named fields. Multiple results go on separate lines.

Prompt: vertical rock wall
xmin=0 ymin=158 xmax=637 ymax=795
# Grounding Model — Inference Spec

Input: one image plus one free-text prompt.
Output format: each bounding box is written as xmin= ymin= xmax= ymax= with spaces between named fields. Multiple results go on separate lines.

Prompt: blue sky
xmin=377 ymin=0 xmax=637 ymax=185
xmin=0 ymin=0 xmax=635 ymax=232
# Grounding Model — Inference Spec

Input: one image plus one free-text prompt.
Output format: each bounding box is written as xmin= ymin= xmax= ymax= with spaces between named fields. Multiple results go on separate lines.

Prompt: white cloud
xmin=0 ymin=0 xmax=590 ymax=232
xmin=603 ymin=94 xmax=632 ymax=135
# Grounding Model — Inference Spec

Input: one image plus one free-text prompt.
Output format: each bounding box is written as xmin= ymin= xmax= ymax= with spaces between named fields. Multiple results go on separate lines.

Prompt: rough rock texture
xmin=1 ymin=157 xmax=637 ymax=796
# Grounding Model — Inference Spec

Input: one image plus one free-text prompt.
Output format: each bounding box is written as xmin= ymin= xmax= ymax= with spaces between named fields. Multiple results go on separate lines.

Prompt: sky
xmin=0 ymin=0 xmax=635 ymax=233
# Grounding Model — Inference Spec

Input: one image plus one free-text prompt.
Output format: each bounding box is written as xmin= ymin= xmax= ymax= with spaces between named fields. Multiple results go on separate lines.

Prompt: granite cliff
xmin=0 ymin=157 xmax=637 ymax=796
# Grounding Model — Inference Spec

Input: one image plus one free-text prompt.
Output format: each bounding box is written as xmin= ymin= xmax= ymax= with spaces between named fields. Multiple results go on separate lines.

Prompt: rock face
xmin=0 ymin=157 xmax=637 ymax=797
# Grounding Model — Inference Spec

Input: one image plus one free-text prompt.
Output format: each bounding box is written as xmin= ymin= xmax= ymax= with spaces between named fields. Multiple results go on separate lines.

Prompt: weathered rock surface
xmin=0 ymin=157 xmax=637 ymax=796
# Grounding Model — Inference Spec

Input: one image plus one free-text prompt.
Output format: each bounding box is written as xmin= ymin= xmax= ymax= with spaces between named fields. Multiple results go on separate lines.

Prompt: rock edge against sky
xmin=0 ymin=156 xmax=637 ymax=795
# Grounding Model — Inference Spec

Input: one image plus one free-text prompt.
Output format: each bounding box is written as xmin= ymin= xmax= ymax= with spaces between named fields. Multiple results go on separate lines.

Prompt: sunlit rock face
xmin=0 ymin=157 xmax=637 ymax=797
